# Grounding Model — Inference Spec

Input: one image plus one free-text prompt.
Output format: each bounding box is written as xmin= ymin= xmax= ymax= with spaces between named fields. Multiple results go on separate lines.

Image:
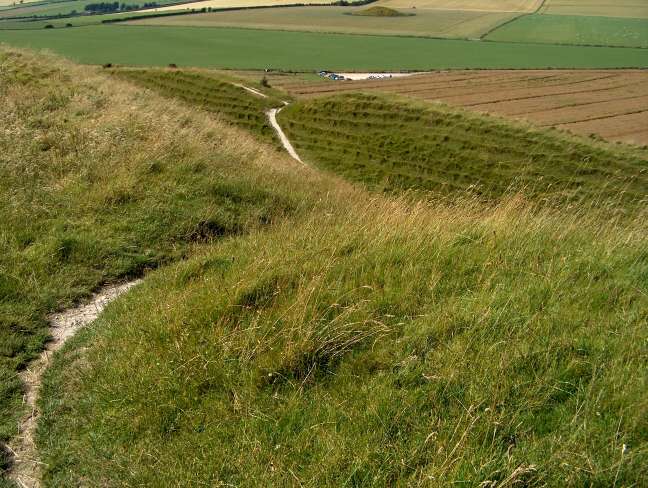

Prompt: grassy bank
xmin=39 ymin=195 xmax=648 ymax=486
xmin=1 ymin=25 xmax=648 ymax=69
xmin=113 ymin=68 xmax=285 ymax=147
xmin=279 ymin=93 xmax=648 ymax=208
xmin=0 ymin=47 xmax=320 ymax=450
xmin=1 ymin=48 xmax=646 ymax=487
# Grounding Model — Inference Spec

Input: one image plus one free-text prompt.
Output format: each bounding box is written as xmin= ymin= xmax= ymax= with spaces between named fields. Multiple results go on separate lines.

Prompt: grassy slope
xmin=1 ymin=49 xmax=646 ymax=486
xmin=486 ymin=14 xmax=648 ymax=48
xmin=0 ymin=48 xmax=318 ymax=449
xmin=278 ymin=93 xmax=648 ymax=208
xmin=1 ymin=25 xmax=648 ymax=69
xmin=40 ymin=173 xmax=648 ymax=483
xmin=113 ymin=68 xmax=284 ymax=147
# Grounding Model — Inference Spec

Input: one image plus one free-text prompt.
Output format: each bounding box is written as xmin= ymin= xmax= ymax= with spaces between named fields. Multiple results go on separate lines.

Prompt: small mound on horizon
xmin=349 ymin=6 xmax=413 ymax=16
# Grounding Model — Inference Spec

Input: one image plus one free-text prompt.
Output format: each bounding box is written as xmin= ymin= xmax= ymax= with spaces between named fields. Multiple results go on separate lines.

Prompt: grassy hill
xmin=113 ymin=68 xmax=285 ymax=148
xmin=278 ymin=93 xmax=648 ymax=209
xmin=0 ymin=47 xmax=317 ymax=449
xmin=1 ymin=48 xmax=647 ymax=486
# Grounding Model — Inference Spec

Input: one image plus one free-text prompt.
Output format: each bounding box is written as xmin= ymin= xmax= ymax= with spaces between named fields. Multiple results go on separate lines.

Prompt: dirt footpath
xmin=5 ymin=281 xmax=141 ymax=488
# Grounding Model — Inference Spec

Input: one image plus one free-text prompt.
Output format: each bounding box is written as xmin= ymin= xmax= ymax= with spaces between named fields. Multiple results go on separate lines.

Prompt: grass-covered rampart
xmin=279 ymin=93 xmax=648 ymax=209
xmin=113 ymin=68 xmax=285 ymax=147
xmin=0 ymin=47 xmax=317 ymax=451
xmin=1 ymin=47 xmax=646 ymax=487
xmin=39 ymin=194 xmax=648 ymax=487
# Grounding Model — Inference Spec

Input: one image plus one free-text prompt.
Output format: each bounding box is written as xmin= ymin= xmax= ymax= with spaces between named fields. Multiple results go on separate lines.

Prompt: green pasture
xmin=1 ymin=24 xmax=648 ymax=69
xmin=0 ymin=11 xmax=134 ymax=29
xmin=539 ymin=0 xmax=648 ymax=19
xmin=487 ymin=13 xmax=648 ymax=48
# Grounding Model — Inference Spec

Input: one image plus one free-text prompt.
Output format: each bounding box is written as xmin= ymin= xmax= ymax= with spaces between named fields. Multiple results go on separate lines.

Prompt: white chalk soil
xmin=230 ymin=82 xmax=302 ymax=164
xmin=266 ymin=104 xmax=304 ymax=165
xmin=233 ymin=83 xmax=268 ymax=98
xmin=4 ymin=281 xmax=141 ymax=488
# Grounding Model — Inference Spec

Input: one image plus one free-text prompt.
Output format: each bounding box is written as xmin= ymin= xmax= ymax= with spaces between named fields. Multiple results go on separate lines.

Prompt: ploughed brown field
xmin=270 ymin=70 xmax=648 ymax=147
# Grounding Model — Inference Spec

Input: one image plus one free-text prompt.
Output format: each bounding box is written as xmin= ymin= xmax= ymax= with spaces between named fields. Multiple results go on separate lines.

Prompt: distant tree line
xmin=84 ymin=1 xmax=159 ymax=13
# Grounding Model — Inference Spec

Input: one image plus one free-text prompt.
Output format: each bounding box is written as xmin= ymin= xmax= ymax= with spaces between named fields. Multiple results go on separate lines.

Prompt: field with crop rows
xmin=277 ymin=92 xmax=648 ymax=202
xmin=539 ymin=0 xmax=648 ymax=18
xmin=114 ymin=68 xmax=283 ymax=146
xmin=278 ymin=70 xmax=648 ymax=146
xmin=130 ymin=6 xmax=520 ymax=38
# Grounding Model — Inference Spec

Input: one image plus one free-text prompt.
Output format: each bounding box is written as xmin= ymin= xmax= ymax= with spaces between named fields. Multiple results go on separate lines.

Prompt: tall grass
xmin=39 ymin=195 xmax=648 ymax=486
xmin=1 ymin=47 xmax=646 ymax=487
xmin=0 ymin=47 xmax=319 ymax=450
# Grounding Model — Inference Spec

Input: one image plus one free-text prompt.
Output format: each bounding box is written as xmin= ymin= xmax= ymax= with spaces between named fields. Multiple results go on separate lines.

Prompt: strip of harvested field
xmin=476 ymin=85 xmax=648 ymax=116
xmin=525 ymin=96 xmax=648 ymax=126
xmin=281 ymin=69 xmax=633 ymax=95
xmin=545 ymin=107 xmax=648 ymax=127
xmin=452 ymin=78 xmax=645 ymax=107
xmin=558 ymin=111 xmax=648 ymax=145
xmin=287 ymin=72 xmax=620 ymax=100
xmin=282 ymin=71 xmax=582 ymax=97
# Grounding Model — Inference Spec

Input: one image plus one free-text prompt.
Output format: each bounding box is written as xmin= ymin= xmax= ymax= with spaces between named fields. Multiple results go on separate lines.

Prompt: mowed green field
xmin=486 ymin=13 xmax=648 ymax=48
xmin=130 ymin=6 xmax=520 ymax=38
xmin=1 ymin=25 xmax=648 ymax=69
xmin=539 ymin=0 xmax=648 ymax=18
xmin=0 ymin=11 xmax=139 ymax=29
